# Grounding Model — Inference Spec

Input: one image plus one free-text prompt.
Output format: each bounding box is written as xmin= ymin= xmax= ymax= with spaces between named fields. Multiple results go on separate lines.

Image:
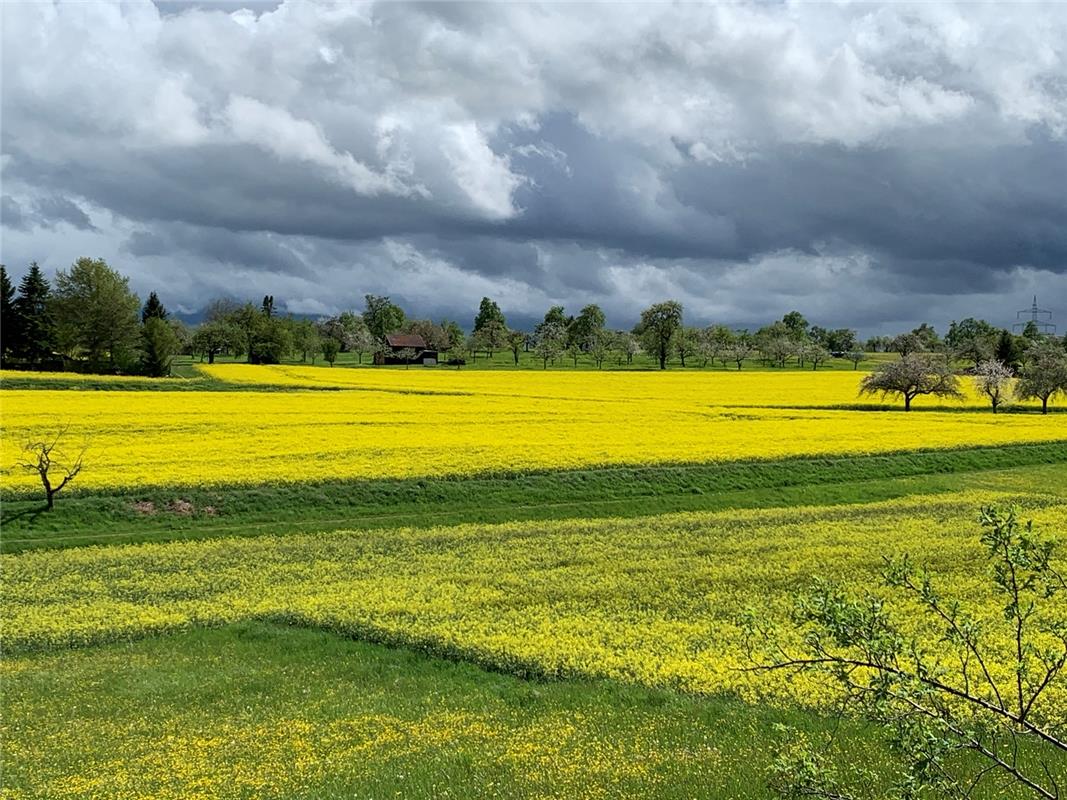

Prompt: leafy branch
xmin=743 ymin=506 xmax=1066 ymax=799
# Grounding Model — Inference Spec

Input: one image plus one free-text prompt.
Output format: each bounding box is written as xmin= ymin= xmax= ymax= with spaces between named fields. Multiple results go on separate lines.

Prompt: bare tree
xmin=506 ymin=329 xmax=525 ymax=366
xmin=763 ymin=336 xmax=795 ymax=368
xmin=807 ymin=345 xmax=831 ymax=371
xmin=727 ymin=339 xmax=754 ymax=371
xmin=974 ymin=359 xmax=1014 ymax=414
xmin=860 ymin=354 xmax=962 ymax=411
xmin=396 ymin=347 xmax=419 ymax=369
xmin=19 ymin=425 xmax=87 ymax=510
xmin=846 ymin=350 xmax=865 ymax=370
xmin=589 ymin=334 xmax=610 ymax=369
xmin=534 ymin=321 xmax=565 ymax=369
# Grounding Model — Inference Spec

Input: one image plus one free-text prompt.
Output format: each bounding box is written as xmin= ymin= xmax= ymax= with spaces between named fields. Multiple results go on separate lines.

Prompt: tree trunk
xmin=1043 ymin=396 xmax=1049 ymax=414
xmin=659 ymin=350 xmax=667 ymax=370
xmin=905 ymin=394 xmax=912 ymax=411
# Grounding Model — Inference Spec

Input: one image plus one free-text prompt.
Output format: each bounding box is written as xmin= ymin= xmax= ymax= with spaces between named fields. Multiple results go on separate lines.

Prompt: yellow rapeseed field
xmin=201 ymin=363 xmax=1044 ymax=409
xmin=4 ymin=490 xmax=1065 ymax=713
xmin=2 ymin=367 xmax=1064 ymax=492
xmin=0 ymin=369 xmax=190 ymax=387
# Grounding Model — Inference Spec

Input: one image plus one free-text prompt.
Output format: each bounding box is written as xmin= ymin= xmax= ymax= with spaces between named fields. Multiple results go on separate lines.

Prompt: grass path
xmin=3 ymin=445 xmax=1064 ymax=552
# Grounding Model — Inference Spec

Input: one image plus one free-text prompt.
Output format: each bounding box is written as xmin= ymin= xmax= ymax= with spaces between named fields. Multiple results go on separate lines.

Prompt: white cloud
xmin=439 ymin=122 xmax=525 ymax=220
xmin=1 ymin=1 xmax=1064 ymax=331
xmin=223 ymin=95 xmax=411 ymax=196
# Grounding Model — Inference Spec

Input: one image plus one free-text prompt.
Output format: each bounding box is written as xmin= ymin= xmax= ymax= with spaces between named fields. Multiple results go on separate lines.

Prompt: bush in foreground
xmin=747 ymin=506 xmax=1066 ymax=799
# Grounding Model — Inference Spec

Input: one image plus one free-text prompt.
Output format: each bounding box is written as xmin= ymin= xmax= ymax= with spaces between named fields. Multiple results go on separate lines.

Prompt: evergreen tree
xmin=994 ymin=329 xmax=1023 ymax=371
xmin=13 ymin=262 xmax=56 ymax=365
xmin=140 ymin=316 xmax=180 ymax=377
xmin=1 ymin=265 xmax=16 ymax=362
xmin=141 ymin=291 xmax=168 ymax=323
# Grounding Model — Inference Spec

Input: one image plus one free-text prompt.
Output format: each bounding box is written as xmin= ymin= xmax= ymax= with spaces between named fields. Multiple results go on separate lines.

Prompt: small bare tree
xmin=974 ymin=359 xmax=1014 ymax=414
xmin=396 ymin=347 xmax=419 ymax=369
xmin=727 ymin=340 xmax=754 ymax=371
xmin=807 ymin=345 xmax=831 ymax=371
xmin=19 ymin=425 xmax=87 ymax=510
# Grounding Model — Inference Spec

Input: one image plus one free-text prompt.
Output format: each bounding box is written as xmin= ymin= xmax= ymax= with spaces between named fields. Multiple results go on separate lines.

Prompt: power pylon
xmin=1013 ymin=296 xmax=1056 ymax=335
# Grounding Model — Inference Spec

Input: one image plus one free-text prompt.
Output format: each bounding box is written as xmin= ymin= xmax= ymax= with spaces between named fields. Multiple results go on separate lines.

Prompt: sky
xmin=1 ymin=1 xmax=1065 ymax=336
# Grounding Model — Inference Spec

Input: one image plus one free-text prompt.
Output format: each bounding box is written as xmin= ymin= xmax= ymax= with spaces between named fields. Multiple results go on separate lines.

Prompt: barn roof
xmin=385 ymin=333 xmax=427 ymax=349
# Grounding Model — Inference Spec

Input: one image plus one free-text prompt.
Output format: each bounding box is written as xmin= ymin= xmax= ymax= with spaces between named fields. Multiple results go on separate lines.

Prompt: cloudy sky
xmin=2 ymin=1 xmax=1065 ymax=335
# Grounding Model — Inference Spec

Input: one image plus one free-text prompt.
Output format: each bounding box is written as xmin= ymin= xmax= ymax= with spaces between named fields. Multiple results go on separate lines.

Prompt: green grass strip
xmin=3 ymin=443 xmax=1064 ymax=553
xmin=1 ymin=622 xmax=908 ymax=800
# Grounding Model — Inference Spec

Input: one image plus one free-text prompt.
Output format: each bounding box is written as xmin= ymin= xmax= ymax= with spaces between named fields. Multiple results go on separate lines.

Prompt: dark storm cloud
xmin=122 ymin=223 xmax=312 ymax=277
xmin=33 ymin=195 xmax=97 ymax=231
xmin=1 ymin=193 xmax=96 ymax=232
xmin=1 ymin=1 xmax=1065 ymax=333
xmin=153 ymin=1 xmax=281 ymax=16
xmin=2 ymin=196 xmax=29 ymax=230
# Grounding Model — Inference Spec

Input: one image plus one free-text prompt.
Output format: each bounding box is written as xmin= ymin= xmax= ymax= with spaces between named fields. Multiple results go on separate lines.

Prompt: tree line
xmin=3 ymin=259 xmax=1067 ymax=406
xmin=1 ymin=259 xmax=182 ymax=377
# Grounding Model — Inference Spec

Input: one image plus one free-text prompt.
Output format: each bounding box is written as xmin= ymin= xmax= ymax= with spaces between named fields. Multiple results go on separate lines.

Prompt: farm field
xmin=2 ymin=364 xmax=1066 ymax=799
xmin=2 ymin=365 xmax=1064 ymax=495
xmin=4 ymin=623 xmax=901 ymax=800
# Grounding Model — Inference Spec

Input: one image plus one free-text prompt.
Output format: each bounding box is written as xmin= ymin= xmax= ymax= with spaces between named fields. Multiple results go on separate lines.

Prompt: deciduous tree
xmin=506 ymin=329 xmax=525 ymax=365
xmin=675 ymin=326 xmax=699 ymax=368
xmin=973 ymin=359 xmax=1013 ymax=413
xmin=473 ymin=297 xmax=506 ymax=333
xmin=634 ymin=300 xmax=683 ymax=370
xmin=747 ymin=506 xmax=1067 ymax=800
xmin=191 ymin=320 xmax=236 ymax=364
xmin=807 ymin=344 xmax=830 ymax=371
xmin=51 ymin=257 xmax=140 ymax=371
xmin=321 ymin=337 xmax=339 ymax=366
xmin=946 ymin=317 xmax=998 ymax=368
xmin=570 ymin=304 xmax=606 ymax=349
xmin=1016 ymin=342 xmax=1067 ymax=414
xmin=363 ymin=294 xmax=406 ymax=342
xmin=534 ymin=321 xmax=565 ymax=369
xmin=859 ymin=354 xmax=962 ymax=411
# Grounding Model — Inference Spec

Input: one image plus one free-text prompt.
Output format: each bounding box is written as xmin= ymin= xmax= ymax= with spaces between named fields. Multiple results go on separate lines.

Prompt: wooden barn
xmin=375 ymin=333 xmax=439 ymax=366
